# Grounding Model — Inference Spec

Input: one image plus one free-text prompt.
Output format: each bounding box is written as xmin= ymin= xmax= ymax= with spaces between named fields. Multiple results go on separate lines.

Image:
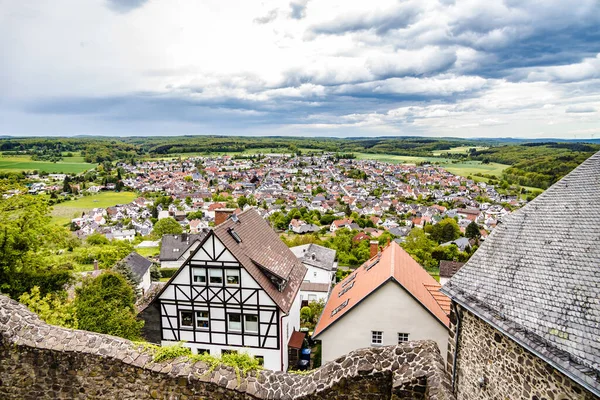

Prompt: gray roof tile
xmin=442 ymin=151 xmax=600 ymax=396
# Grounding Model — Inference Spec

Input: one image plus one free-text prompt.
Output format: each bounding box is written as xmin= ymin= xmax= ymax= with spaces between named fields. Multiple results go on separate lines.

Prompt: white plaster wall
xmin=161 ymin=340 xmax=283 ymax=371
xmin=317 ymin=281 xmax=448 ymax=363
xmin=281 ymin=289 xmax=302 ymax=370
xmin=299 ymin=290 xmax=328 ymax=303
xmin=304 ymin=265 xmax=334 ymax=285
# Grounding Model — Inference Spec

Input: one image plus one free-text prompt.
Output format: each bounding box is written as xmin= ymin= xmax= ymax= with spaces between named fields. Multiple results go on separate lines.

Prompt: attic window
xmin=365 ymin=257 xmax=380 ymax=271
xmin=338 ymin=281 xmax=355 ymax=296
xmin=228 ymin=227 xmax=242 ymax=243
xmin=173 ymin=248 xmax=180 ymax=252
xmin=342 ymin=274 xmax=356 ymax=287
xmin=331 ymin=299 xmax=349 ymax=317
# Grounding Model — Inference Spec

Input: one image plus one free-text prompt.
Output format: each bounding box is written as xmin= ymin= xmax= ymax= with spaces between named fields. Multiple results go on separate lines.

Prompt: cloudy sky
xmin=1 ymin=0 xmax=599 ymax=138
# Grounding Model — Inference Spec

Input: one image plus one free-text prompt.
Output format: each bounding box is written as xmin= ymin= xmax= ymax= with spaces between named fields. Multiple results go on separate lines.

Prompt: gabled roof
xmin=442 ymin=151 xmax=600 ymax=397
xmin=314 ymin=241 xmax=450 ymax=338
xmin=214 ymin=208 xmax=306 ymax=314
xmin=289 ymin=244 xmax=337 ymax=272
xmin=122 ymin=251 xmax=153 ymax=281
xmin=159 ymin=233 xmax=207 ymax=261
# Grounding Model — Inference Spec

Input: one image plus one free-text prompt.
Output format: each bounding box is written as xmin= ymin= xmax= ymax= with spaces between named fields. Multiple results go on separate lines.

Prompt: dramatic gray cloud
xmin=1 ymin=0 xmax=599 ymax=138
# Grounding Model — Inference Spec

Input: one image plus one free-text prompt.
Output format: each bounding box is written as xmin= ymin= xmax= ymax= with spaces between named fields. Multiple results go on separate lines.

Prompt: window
xmin=313 ymin=271 xmax=317 ymax=278
xmin=180 ymin=311 xmax=194 ymax=328
xmin=196 ymin=349 xmax=209 ymax=355
xmin=193 ymin=268 xmax=206 ymax=284
xmin=372 ymin=331 xmax=383 ymax=345
xmin=196 ymin=311 xmax=209 ymax=329
xmin=254 ymin=355 xmax=264 ymax=366
xmin=226 ymin=269 xmax=240 ymax=286
xmin=245 ymin=314 xmax=259 ymax=333
xmin=308 ymin=294 xmax=317 ymax=302
xmin=228 ymin=313 xmax=242 ymax=331
xmin=222 ymin=349 xmax=238 ymax=355
xmin=173 ymin=248 xmax=180 ymax=252
xmin=331 ymin=299 xmax=349 ymax=317
xmin=338 ymin=281 xmax=355 ymax=296
xmin=209 ymin=269 xmax=223 ymax=284
xmin=397 ymin=333 xmax=409 ymax=343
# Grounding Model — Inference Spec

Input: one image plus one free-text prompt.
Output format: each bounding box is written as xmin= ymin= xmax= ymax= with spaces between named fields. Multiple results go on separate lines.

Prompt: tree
xmin=186 ymin=210 xmax=204 ymax=220
xmin=237 ymin=195 xmax=248 ymax=209
xmin=112 ymin=260 xmax=141 ymax=298
xmin=62 ymin=176 xmax=72 ymax=193
xmin=153 ymin=217 xmax=183 ymax=237
xmin=465 ymin=221 xmax=481 ymax=239
xmin=430 ymin=218 xmax=461 ymax=243
xmin=74 ymin=272 xmax=144 ymax=340
xmin=150 ymin=264 xmax=161 ymax=281
xmin=19 ymin=286 xmax=78 ymax=328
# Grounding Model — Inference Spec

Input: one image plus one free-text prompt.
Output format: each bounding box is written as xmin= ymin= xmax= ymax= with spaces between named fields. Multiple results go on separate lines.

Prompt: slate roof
xmin=442 ymin=151 xmax=600 ymax=396
xmin=159 ymin=232 xmax=208 ymax=261
xmin=214 ymin=208 xmax=307 ymax=314
xmin=314 ymin=241 xmax=450 ymax=338
xmin=123 ymin=251 xmax=153 ymax=281
xmin=290 ymin=244 xmax=337 ymax=272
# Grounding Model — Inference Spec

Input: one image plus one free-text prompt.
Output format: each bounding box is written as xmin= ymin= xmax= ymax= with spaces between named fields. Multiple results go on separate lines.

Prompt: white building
xmin=141 ymin=209 xmax=306 ymax=371
xmin=313 ymin=241 xmax=450 ymax=364
xmin=289 ymin=244 xmax=337 ymax=305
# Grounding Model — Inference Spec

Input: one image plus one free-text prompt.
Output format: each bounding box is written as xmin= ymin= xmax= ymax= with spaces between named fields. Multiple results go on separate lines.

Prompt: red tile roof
xmin=288 ymin=330 xmax=306 ymax=349
xmin=313 ymin=242 xmax=450 ymax=337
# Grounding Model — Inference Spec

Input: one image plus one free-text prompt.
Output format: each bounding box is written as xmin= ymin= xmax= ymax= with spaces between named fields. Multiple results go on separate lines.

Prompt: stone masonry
xmin=0 ymin=295 xmax=455 ymax=400
xmin=448 ymin=306 xmax=597 ymax=400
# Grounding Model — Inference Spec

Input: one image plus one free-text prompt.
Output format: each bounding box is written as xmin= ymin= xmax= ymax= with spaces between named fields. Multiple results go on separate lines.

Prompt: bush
xmin=160 ymin=268 xmax=179 ymax=279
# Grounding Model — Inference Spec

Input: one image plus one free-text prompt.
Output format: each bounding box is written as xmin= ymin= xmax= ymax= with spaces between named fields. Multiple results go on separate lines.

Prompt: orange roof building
xmin=313 ymin=241 xmax=450 ymax=363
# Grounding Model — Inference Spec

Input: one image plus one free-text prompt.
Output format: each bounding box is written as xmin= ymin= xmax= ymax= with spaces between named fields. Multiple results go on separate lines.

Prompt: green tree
xmin=153 ymin=217 xmax=183 ymax=237
xmin=186 ymin=210 xmax=204 ymax=220
xmin=465 ymin=221 xmax=481 ymax=239
xmin=430 ymin=218 xmax=461 ymax=243
xmin=237 ymin=195 xmax=248 ymax=209
xmin=112 ymin=259 xmax=141 ymax=297
xmin=19 ymin=286 xmax=78 ymax=328
xmin=74 ymin=272 xmax=143 ymax=340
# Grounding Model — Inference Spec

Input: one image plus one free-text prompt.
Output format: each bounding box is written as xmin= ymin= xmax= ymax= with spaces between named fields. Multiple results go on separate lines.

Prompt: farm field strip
xmin=50 ymin=192 xmax=138 ymax=225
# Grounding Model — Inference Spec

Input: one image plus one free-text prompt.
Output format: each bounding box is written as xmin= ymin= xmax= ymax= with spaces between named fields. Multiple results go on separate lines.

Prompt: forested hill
xmin=469 ymin=143 xmax=600 ymax=189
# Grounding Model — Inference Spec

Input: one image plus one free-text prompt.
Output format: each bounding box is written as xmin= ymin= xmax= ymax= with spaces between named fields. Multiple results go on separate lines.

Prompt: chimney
xmin=370 ymin=241 xmax=379 ymax=259
xmin=93 ymin=259 xmax=99 ymax=271
xmin=215 ymin=208 xmax=235 ymax=226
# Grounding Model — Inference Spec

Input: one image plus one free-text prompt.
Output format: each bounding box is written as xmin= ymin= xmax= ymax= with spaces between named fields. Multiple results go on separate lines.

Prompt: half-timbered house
xmin=140 ymin=208 xmax=307 ymax=371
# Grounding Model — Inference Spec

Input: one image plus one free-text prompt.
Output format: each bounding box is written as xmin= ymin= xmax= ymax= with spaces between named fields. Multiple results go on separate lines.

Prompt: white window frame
xmin=244 ymin=314 xmax=259 ymax=333
xmin=180 ymin=310 xmax=194 ymax=328
xmin=209 ymin=269 xmax=223 ymax=285
xmin=228 ymin=313 xmax=242 ymax=331
xmin=196 ymin=311 xmax=210 ymax=330
xmin=371 ymin=330 xmax=383 ymax=345
xmin=226 ymin=269 xmax=240 ymax=286
xmin=397 ymin=332 xmax=409 ymax=343
xmin=193 ymin=268 xmax=206 ymax=284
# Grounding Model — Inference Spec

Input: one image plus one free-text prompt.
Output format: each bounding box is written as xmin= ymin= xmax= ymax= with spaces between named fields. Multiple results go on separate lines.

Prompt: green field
xmin=443 ymin=161 xmax=509 ymax=178
xmin=355 ymin=153 xmax=452 ymax=164
xmin=144 ymin=147 xmax=323 ymax=160
xmin=355 ymin=153 xmax=510 ymax=179
xmin=432 ymin=146 xmax=488 ymax=156
xmin=0 ymin=155 xmax=96 ymax=174
xmin=51 ymin=191 xmax=138 ymax=225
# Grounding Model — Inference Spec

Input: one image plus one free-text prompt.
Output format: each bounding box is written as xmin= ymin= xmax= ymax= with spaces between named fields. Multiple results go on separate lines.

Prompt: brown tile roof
xmin=439 ymin=260 xmax=465 ymax=279
xmin=313 ymin=241 xmax=449 ymax=338
xmin=300 ymin=282 xmax=330 ymax=293
xmin=214 ymin=208 xmax=307 ymax=314
xmin=288 ymin=330 xmax=306 ymax=349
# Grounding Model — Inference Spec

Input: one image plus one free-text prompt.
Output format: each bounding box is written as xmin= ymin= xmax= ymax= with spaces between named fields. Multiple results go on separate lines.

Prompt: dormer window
xmin=228 ymin=227 xmax=242 ymax=243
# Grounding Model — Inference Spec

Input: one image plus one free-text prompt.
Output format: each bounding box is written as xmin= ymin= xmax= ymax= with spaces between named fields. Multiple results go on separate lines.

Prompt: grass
xmin=136 ymin=247 xmax=160 ymax=257
xmin=0 ymin=155 xmax=96 ymax=174
xmin=143 ymin=147 xmax=323 ymax=160
xmin=50 ymin=191 xmax=138 ymax=225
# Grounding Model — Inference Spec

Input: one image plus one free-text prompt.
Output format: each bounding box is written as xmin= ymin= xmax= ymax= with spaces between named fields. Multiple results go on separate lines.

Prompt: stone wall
xmin=449 ymin=306 xmax=596 ymax=400
xmin=0 ymin=295 xmax=454 ymax=400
